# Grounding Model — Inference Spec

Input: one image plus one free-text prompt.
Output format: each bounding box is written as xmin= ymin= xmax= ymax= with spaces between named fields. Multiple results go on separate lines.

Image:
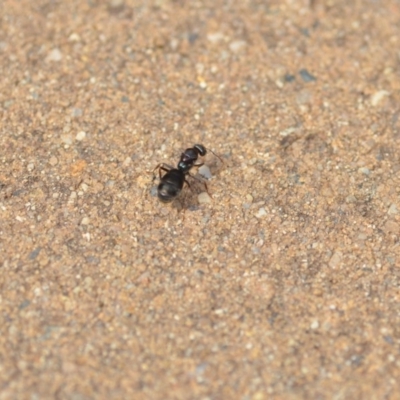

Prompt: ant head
xmin=193 ymin=144 xmax=207 ymax=157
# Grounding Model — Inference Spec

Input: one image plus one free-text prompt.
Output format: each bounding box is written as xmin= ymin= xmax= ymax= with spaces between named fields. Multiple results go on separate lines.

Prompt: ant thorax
xmin=178 ymin=160 xmax=192 ymax=173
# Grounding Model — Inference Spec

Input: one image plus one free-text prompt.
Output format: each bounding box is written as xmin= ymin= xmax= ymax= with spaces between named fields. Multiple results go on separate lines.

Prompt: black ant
xmin=153 ymin=144 xmax=221 ymax=203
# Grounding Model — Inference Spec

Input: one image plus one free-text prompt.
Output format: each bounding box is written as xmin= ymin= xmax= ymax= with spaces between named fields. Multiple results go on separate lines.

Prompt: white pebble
xmin=80 ymin=217 xmax=90 ymax=225
xmin=329 ymin=251 xmax=342 ymax=268
xmin=388 ymin=204 xmax=398 ymax=215
xmin=198 ymin=192 xmax=212 ymax=204
xmin=27 ymin=163 xmax=35 ymax=172
xmin=122 ymin=157 xmax=132 ymax=167
xmin=170 ymin=38 xmax=179 ymax=51
xmin=358 ymin=167 xmax=370 ymax=175
xmin=370 ymin=90 xmax=389 ymax=106
xmin=76 ymin=131 xmax=86 ymax=141
xmin=229 ymin=40 xmax=247 ymax=53
xmin=310 ymin=320 xmax=319 ymax=330
xmin=198 ymin=165 xmax=212 ymax=179
xmin=68 ymin=33 xmax=81 ymax=42
xmin=280 ymin=127 xmax=297 ymax=137
xmin=255 ymin=207 xmax=267 ymax=218
xmin=207 ymin=32 xmax=224 ymax=43
xmin=46 ymin=48 xmax=63 ymax=62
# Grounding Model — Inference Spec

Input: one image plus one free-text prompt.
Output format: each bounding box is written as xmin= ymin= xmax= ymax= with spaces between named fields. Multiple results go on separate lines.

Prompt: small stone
xmin=170 ymin=38 xmax=179 ymax=51
xmin=284 ymin=74 xmax=296 ymax=82
xmin=68 ymin=33 xmax=81 ymax=42
xmin=207 ymin=32 xmax=224 ymax=43
xmin=198 ymin=192 xmax=212 ymax=204
xmin=310 ymin=320 xmax=319 ymax=330
xmin=385 ymin=220 xmax=399 ymax=234
xmin=246 ymin=194 xmax=253 ymax=203
xmin=255 ymin=208 xmax=267 ymax=218
xmin=229 ymin=40 xmax=247 ymax=53
xmin=108 ymin=0 xmax=125 ymax=10
xmin=3 ymin=99 xmax=14 ymax=108
xmin=188 ymin=32 xmax=198 ymax=45
xmin=299 ymin=69 xmax=316 ymax=82
xmin=149 ymin=186 xmax=158 ymax=198
xmin=49 ymin=156 xmax=58 ymax=166
xmin=80 ymin=217 xmax=90 ymax=225
xmin=198 ymin=165 xmax=212 ymax=179
xmin=122 ymin=157 xmax=132 ymax=167
xmin=345 ymin=195 xmax=357 ymax=203
xmin=370 ymin=90 xmax=389 ymax=106
xmin=76 ymin=131 xmax=86 ymax=141
xmin=83 ymin=276 xmax=93 ymax=287
xmin=71 ymin=108 xmax=83 ymax=117
xmin=329 ymin=251 xmax=342 ymax=268
xmin=29 ymin=248 xmax=41 ymax=260
xmin=46 ymin=48 xmax=63 ymax=62
xmin=27 ymin=163 xmax=35 ymax=172
xmin=358 ymin=167 xmax=370 ymax=175
xmin=280 ymin=127 xmax=298 ymax=137
xmin=388 ymin=204 xmax=398 ymax=215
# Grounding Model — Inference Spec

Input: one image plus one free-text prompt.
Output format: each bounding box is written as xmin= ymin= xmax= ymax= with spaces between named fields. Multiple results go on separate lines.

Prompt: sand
xmin=1 ymin=1 xmax=400 ymax=399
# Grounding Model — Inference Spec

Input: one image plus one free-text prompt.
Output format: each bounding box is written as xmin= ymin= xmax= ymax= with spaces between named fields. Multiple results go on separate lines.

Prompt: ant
xmin=153 ymin=144 xmax=221 ymax=203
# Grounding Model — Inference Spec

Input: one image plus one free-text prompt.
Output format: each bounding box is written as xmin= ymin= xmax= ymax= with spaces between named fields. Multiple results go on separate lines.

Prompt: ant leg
xmin=184 ymin=178 xmax=192 ymax=190
xmin=152 ymin=163 xmax=174 ymax=182
xmin=201 ymin=180 xmax=211 ymax=197
xmin=188 ymin=173 xmax=212 ymax=197
xmin=152 ymin=163 xmax=173 ymax=175
xmin=188 ymin=172 xmax=205 ymax=184
xmin=208 ymin=148 xmax=224 ymax=164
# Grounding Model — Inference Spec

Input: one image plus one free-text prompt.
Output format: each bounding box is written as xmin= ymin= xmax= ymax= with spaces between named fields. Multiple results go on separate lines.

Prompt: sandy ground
xmin=1 ymin=0 xmax=400 ymax=399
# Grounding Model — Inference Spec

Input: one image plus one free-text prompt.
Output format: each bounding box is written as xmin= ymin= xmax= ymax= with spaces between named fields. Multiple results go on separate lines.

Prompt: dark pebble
xmin=300 ymin=28 xmax=310 ymax=37
xmin=299 ymin=69 xmax=316 ymax=82
xmin=284 ymin=74 xmax=296 ymax=82
xmin=19 ymin=299 xmax=30 ymax=310
xmin=86 ymin=256 xmax=100 ymax=265
xmin=12 ymin=189 xmax=25 ymax=197
xmin=188 ymin=32 xmax=199 ymax=44
xmin=29 ymin=247 xmax=41 ymax=260
xmin=384 ymin=335 xmax=394 ymax=344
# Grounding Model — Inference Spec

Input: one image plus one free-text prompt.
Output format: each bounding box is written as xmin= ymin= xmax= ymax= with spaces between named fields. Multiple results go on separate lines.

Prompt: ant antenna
xmin=208 ymin=148 xmax=224 ymax=164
